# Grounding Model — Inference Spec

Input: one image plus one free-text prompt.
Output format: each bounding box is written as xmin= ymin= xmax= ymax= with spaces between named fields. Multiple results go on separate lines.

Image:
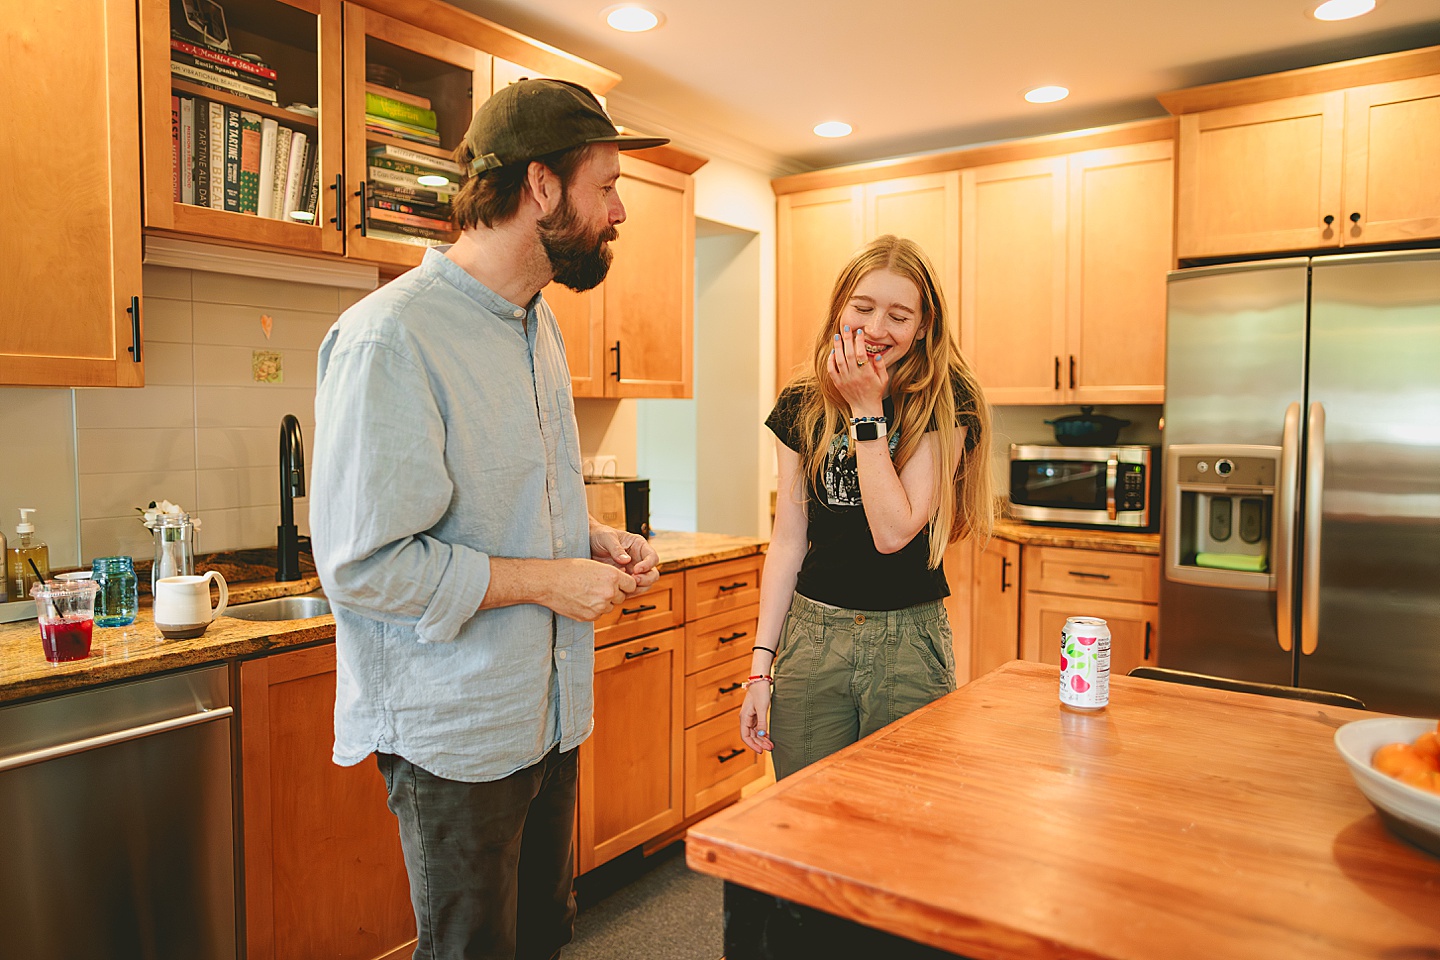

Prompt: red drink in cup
xmin=39 ymin=616 xmax=94 ymax=662
xmin=31 ymin=579 xmax=99 ymax=664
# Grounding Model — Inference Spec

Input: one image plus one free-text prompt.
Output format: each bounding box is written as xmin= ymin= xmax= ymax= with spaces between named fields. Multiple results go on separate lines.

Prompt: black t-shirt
xmin=765 ymin=378 xmax=979 ymax=611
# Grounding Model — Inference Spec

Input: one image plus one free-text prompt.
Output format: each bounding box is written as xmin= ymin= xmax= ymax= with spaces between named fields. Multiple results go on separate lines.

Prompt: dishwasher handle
xmin=0 ymin=706 xmax=234 ymax=774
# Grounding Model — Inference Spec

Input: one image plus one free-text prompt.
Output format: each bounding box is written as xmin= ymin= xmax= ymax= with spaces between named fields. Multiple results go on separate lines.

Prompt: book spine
xmin=281 ymin=131 xmax=308 ymax=217
xmin=272 ymin=126 xmax=294 ymax=219
xmin=171 ymin=96 xmax=181 ymax=202
xmin=365 ymin=207 xmax=453 ymax=231
xmin=365 ymin=227 xmax=445 ymax=247
xmin=180 ymin=97 xmax=195 ymax=204
xmin=257 ymin=118 xmax=278 ymax=219
xmin=364 ymin=219 xmax=451 ymax=240
xmin=367 ymin=155 xmax=460 ymax=179
xmin=370 ymin=197 xmax=450 ymax=217
xmin=207 ymin=102 xmax=225 ymax=209
xmin=303 ymin=144 xmax=321 ymax=219
xmin=171 ymin=61 xmax=278 ymax=104
xmin=366 ymin=143 xmax=463 ymax=176
xmin=364 ymin=82 xmax=430 ymax=109
xmin=365 ymin=116 xmax=441 ymax=142
xmin=365 ymin=91 xmax=437 ymax=130
xmin=193 ymin=97 xmax=210 ymax=208
xmin=224 ymin=105 xmax=241 ymax=212
xmin=170 ymin=38 xmax=278 ymax=81
xmin=239 ymin=112 xmax=262 ymax=214
xmin=369 ymin=184 xmax=451 ymax=207
xmin=171 ymin=51 xmax=277 ymax=90
xmin=367 ymin=166 xmax=460 ymax=195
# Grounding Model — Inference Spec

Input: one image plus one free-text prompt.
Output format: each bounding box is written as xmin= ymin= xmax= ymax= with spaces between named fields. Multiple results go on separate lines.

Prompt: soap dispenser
xmin=8 ymin=508 xmax=50 ymax=602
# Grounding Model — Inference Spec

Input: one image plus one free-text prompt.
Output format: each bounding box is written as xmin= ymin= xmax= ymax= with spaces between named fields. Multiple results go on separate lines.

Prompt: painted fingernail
xmin=843 ymin=325 xmax=850 ymax=333
xmin=758 ymin=730 xmax=766 ymax=737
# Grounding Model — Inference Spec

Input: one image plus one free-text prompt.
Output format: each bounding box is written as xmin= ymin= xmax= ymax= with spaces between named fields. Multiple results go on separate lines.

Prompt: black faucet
xmin=278 ymin=414 xmax=306 ymax=581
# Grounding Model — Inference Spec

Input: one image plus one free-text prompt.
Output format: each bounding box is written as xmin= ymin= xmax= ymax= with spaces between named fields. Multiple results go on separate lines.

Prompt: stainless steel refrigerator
xmin=1160 ymin=250 xmax=1440 ymax=716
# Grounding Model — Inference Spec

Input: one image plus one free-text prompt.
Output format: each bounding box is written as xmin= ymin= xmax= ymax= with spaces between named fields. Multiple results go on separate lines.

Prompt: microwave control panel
xmin=1119 ymin=463 xmax=1147 ymax=511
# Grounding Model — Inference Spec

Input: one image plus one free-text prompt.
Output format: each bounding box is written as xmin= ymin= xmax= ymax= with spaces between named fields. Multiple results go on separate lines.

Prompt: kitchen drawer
xmin=684 ymin=709 xmax=764 ymax=817
xmin=685 ymin=555 xmax=763 ymax=621
xmin=1022 ymin=546 xmax=1158 ymax=604
xmin=593 ymin=572 xmax=684 ymax=649
xmin=684 ymin=658 xmax=751 ymax=728
xmin=685 ymin=605 xmax=760 ymax=674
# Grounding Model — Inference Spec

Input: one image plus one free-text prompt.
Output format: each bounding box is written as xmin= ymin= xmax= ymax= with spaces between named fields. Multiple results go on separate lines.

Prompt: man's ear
xmin=525 ymin=161 xmax=562 ymax=217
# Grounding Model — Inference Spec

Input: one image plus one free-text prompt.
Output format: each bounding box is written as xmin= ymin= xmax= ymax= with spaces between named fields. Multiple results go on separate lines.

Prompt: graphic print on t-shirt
xmin=823 ymin=433 xmax=861 ymax=506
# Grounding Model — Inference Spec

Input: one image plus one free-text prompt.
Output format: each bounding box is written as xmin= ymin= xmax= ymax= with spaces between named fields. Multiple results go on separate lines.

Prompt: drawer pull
xmin=717 ymin=581 xmax=749 ymax=593
xmin=1067 ymin=570 xmax=1112 ymax=580
xmin=717 ymin=631 xmax=748 ymax=644
xmin=718 ymin=682 xmax=743 ymax=694
xmin=621 ymin=603 xmax=658 ymax=616
xmin=717 ymin=748 xmax=745 ymax=763
xmin=624 ymin=646 xmax=660 ymax=660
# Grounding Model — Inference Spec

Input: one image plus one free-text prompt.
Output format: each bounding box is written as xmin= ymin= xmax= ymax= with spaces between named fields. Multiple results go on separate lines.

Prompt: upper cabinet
xmin=775 ymin=173 xmax=959 ymax=390
xmin=1162 ymin=48 xmax=1440 ymax=259
xmin=2 ymin=0 xmax=144 ymax=387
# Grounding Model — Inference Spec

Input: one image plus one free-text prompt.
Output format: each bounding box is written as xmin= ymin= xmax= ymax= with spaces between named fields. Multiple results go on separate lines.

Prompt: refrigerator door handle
xmin=1301 ymin=402 xmax=1325 ymax=655
xmin=1105 ymin=457 xmax=1118 ymax=520
xmin=1275 ymin=402 xmax=1301 ymax=653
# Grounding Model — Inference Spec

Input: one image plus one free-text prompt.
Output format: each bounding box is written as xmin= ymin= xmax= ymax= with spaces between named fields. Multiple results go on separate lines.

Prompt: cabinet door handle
xmin=717 ymin=631 xmax=748 ymax=644
xmin=624 ymin=645 xmax=660 ymax=660
xmin=718 ymin=581 xmax=749 ymax=592
xmin=1349 ymin=212 xmax=1362 ymax=223
xmin=621 ymin=603 xmax=657 ymax=616
xmin=717 ymin=748 xmax=746 ymax=763
xmin=1323 ymin=214 xmax=1335 ymax=226
xmin=1144 ymin=621 xmax=1152 ymax=660
xmin=1067 ymin=570 xmax=1112 ymax=580
xmin=718 ymin=682 xmax=743 ymax=694
xmin=354 ymin=181 xmax=368 ymax=237
xmin=1053 ymin=356 xmax=1060 ymax=390
xmin=1000 ymin=556 xmax=1011 ymax=592
xmin=328 ymin=174 xmax=344 ymax=231
xmin=1069 ymin=355 xmax=1076 ymax=390
xmin=611 ymin=341 xmax=622 ymax=380
xmin=126 ymin=296 xmax=142 ymax=362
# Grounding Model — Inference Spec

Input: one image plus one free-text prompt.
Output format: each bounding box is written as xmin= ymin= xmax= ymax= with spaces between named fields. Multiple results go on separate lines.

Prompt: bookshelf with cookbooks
xmin=140 ymin=0 xmax=346 ymax=256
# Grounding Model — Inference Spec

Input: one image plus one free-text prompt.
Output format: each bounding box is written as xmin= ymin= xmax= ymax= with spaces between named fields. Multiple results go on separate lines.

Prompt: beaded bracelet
xmin=849 ymin=415 xmax=888 ymax=425
xmin=742 ymin=675 xmax=774 ymax=689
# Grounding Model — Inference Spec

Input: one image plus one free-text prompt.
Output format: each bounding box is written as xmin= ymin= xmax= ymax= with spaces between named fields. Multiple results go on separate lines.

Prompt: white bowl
xmin=1334 ymin=716 xmax=1440 ymax=857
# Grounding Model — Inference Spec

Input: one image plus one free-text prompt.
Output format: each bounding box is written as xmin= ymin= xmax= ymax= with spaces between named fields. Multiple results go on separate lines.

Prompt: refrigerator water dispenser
xmin=1165 ymin=444 xmax=1281 ymax=591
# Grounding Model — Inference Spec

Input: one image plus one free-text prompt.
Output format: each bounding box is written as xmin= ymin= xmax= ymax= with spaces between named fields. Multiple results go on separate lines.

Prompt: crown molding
xmin=143 ymin=236 xmax=379 ymax=290
xmin=604 ymin=90 xmax=809 ymax=180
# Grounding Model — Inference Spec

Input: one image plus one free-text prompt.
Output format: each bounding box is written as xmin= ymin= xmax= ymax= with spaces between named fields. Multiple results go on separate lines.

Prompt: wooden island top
xmin=686 ymin=660 xmax=1440 ymax=960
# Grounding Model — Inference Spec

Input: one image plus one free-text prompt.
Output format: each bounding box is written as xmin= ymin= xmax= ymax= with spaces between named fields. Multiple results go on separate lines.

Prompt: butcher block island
xmin=686 ymin=660 xmax=1440 ymax=960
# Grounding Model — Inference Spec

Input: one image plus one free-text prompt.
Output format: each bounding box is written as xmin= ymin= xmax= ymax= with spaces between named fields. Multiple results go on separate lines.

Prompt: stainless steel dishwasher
xmin=0 ymin=664 xmax=237 ymax=959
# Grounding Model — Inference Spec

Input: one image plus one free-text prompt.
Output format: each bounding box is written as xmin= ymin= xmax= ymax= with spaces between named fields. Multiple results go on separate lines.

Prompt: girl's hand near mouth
xmin=829 ymin=325 xmax=890 ymax=414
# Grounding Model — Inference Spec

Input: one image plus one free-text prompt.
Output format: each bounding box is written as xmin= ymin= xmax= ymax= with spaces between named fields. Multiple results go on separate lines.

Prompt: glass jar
xmin=92 ymin=556 xmax=139 ymax=627
xmin=151 ymin=514 xmax=195 ymax=596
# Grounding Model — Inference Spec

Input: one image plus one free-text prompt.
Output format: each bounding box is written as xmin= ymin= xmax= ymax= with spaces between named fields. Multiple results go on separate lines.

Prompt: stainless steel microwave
xmin=1008 ymin=444 xmax=1157 ymax=530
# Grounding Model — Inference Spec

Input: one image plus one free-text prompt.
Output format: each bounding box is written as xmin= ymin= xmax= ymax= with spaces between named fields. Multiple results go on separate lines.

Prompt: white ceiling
xmin=445 ymin=0 xmax=1440 ymax=175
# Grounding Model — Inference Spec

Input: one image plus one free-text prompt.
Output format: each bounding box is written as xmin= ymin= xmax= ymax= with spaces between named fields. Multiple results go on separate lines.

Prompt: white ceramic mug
xmin=154 ymin=571 xmax=227 ymax=639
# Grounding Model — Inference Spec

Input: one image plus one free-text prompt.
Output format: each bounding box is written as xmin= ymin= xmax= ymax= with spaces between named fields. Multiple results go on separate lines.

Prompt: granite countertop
xmin=0 ymin=533 xmax=766 ymax=706
xmin=992 ymin=517 xmax=1160 ymax=555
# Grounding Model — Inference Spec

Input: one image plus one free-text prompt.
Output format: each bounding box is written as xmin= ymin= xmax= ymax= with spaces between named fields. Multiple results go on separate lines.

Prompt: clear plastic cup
xmin=30 ymin=579 xmax=100 ymax=663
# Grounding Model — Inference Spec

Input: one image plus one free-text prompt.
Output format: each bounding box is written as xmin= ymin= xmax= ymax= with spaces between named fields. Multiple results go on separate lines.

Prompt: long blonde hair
xmin=793 ymin=235 xmax=993 ymax=567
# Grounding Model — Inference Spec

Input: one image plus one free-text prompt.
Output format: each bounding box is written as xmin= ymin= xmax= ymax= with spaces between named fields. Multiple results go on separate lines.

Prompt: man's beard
xmin=538 ymin=193 xmax=617 ymax=292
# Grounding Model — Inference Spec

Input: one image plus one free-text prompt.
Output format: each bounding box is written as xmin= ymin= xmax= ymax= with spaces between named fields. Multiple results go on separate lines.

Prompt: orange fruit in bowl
xmin=1373 ymin=743 xmax=1431 ymax=779
xmin=1411 ymin=731 xmax=1440 ymax=768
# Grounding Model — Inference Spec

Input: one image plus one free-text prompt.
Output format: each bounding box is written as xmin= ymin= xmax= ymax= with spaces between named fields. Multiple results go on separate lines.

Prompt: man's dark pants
xmin=377 ymin=746 xmax=578 ymax=960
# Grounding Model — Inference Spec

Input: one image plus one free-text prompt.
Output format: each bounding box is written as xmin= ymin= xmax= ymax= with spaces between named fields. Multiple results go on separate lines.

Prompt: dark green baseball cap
xmin=463 ymin=79 xmax=669 ymax=176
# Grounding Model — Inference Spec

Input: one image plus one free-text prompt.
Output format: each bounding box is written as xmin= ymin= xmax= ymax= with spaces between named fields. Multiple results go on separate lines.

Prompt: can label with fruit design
xmin=1059 ymin=616 xmax=1110 ymax=710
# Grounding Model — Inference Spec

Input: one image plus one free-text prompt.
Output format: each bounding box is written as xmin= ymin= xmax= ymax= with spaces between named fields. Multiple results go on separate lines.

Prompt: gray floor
xmin=567 ymin=844 xmax=723 ymax=960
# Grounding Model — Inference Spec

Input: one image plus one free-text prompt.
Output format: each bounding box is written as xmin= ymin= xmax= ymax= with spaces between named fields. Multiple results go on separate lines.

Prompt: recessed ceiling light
xmin=1311 ymin=0 xmax=1376 ymax=20
xmin=1024 ymin=85 xmax=1070 ymax=104
xmin=604 ymin=5 xmax=663 ymax=32
xmin=416 ymin=174 xmax=451 ymax=187
xmin=813 ymin=121 xmax=852 ymax=138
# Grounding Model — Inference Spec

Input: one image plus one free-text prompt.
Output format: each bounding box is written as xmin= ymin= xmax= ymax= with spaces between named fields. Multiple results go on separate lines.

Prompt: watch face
xmin=855 ymin=421 xmax=881 ymax=442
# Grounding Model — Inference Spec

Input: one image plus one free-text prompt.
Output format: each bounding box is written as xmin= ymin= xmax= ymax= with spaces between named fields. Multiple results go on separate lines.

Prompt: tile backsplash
xmin=0 ymin=264 xmax=373 ymax=569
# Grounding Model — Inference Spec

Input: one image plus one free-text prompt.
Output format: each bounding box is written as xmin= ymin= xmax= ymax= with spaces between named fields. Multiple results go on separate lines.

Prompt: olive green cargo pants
xmin=769 ymin=592 xmax=957 ymax=780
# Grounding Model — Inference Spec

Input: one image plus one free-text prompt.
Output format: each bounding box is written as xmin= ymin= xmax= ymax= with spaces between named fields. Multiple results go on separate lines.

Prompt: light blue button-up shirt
xmin=312 ymin=247 xmax=593 ymax=783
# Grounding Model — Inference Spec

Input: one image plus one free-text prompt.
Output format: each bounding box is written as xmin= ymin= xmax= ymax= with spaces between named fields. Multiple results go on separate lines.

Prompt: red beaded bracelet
xmin=742 ymin=675 xmax=773 ymax=688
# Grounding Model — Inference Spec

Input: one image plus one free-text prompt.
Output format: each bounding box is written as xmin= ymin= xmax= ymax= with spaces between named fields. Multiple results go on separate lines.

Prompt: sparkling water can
xmin=1059 ymin=616 xmax=1110 ymax=710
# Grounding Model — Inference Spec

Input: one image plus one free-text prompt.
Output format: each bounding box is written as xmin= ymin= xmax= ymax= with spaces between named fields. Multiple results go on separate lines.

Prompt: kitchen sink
xmin=225 ymin=592 xmax=331 ymax=621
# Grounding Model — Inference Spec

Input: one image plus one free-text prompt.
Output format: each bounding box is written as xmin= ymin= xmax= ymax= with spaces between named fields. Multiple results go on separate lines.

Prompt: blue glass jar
xmin=91 ymin=556 xmax=139 ymax=627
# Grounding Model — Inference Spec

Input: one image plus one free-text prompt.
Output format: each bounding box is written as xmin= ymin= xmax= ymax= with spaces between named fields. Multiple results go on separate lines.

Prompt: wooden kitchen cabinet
xmin=775 ymin=174 xmax=960 ymax=390
xmin=960 ymin=140 xmax=1172 ymax=405
xmin=1 ymin=0 xmax=144 ymax=387
xmin=1341 ymin=74 xmax=1440 ymax=246
xmin=971 ymin=536 xmax=1022 ymax=680
xmin=942 ymin=537 xmax=977 ymax=687
xmin=240 ymin=645 xmax=414 ymax=960
xmin=1019 ymin=546 xmax=1159 ymax=676
xmin=577 ymin=628 xmax=685 ymax=873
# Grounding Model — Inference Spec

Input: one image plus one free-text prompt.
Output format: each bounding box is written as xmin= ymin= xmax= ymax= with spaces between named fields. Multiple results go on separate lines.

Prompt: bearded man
xmin=311 ymin=80 xmax=666 ymax=960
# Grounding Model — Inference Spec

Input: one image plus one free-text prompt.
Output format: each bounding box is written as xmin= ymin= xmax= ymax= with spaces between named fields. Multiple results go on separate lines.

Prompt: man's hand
xmin=545 ymin=558 xmax=637 ymax=621
xmin=590 ymin=521 xmax=661 ymax=592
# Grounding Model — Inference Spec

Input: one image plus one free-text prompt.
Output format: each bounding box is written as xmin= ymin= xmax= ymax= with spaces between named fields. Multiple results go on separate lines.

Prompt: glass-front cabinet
xmin=342 ymin=5 xmax=489 ymax=269
xmin=140 ymin=0 xmax=345 ymax=255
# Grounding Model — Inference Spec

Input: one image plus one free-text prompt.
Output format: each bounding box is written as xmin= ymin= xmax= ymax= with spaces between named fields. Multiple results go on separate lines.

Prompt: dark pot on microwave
xmin=1045 ymin=406 xmax=1131 ymax=446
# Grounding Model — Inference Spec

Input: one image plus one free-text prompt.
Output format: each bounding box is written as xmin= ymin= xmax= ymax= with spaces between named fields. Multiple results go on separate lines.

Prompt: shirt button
xmin=513 ymin=308 xmax=525 ymax=318
xmin=855 ymin=615 xmax=866 ymax=625
xmin=558 ymin=650 xmax=568 ymax=660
